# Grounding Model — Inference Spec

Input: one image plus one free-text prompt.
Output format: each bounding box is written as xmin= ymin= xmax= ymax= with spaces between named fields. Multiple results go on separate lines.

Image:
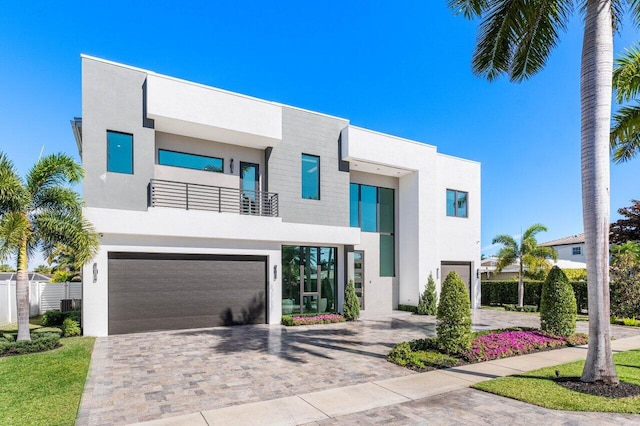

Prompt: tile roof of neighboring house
xmin=0 ymin=272 xmax=52 ymax=282
xmin=539 ymin=233 xmax=585 ymax=247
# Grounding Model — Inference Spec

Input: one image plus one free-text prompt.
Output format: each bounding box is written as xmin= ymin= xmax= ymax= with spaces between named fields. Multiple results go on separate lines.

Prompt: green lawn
xmin=0 ymin=337 xmax=95 ymax=425
xmin=474 ymin=349 xmax=640 ymax=413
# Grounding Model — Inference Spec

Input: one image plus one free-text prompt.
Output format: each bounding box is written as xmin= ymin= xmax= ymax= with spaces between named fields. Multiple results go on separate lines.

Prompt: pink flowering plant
xmin=464 ymin=330 xmax=567 ymax=362
xmin=282 ymin=313 xmax=345 ymax=326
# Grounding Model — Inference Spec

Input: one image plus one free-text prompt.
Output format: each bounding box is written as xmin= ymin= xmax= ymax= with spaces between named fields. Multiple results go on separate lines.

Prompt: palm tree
xmin=611 ymin=43 xmax=640 ymax=162
xmin=447 ymin=0 xmax=623 ymax=384
xmin=0 ymin=152 xmax=99 ymax=341
xmin=492 ymin=224 xmax=557 ymax=307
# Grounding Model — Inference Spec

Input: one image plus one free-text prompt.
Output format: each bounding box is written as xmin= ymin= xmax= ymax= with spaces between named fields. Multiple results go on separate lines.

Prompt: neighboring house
xmin=73 ymin=56 xmax=481 ymax=336
xmin=539 ymin=233 xmax=586 ymax=263
xmin=481 ymin=257 xmax=586 ymax=280
xmin=0 ymin=272 xmax=51 ymax=282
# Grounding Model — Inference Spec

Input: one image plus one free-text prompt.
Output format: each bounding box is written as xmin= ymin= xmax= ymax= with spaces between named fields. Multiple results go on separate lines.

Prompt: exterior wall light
xmin=273 ymin=265 xmax=278 ymax=280
xmin=230 ymin=158 xmax=234 ymax=173
xmin=93 ymin=263 xmax=98 ymax=283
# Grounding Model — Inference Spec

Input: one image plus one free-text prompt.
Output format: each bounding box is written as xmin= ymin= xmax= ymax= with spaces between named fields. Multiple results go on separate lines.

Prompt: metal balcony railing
xmin=150 ymin=179 xmax=279 ymax=217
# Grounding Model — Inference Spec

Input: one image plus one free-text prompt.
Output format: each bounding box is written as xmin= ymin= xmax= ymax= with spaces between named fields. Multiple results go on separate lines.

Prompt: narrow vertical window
xmin=107 ymin=131 xmax=133 ymax=174
xmin=301 ymin=154 xmax=320 ymax=200
xmin=350 ymin=183 xmax=359 ymax=227
xmin=360 ymin=185 xmax=377 ymax=232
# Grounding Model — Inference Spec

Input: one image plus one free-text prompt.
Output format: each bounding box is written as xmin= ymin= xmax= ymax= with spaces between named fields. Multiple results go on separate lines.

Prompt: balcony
xmin=149 ymin=179 xmax=279 ymax=217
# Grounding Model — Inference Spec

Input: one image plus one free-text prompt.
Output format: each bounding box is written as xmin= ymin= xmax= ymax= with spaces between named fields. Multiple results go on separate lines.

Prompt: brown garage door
xmin=108 ymin=252 xmax=267 ymax=335
xmin=441 ymin=262 xmax=472 ymax=301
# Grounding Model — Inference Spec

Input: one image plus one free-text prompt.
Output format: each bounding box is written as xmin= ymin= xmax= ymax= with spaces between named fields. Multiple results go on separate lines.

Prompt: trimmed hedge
xmin=481 ymin=280 xmax=587 ymax=312
xmin=398 ymin=304 xmax=418 ymax=313
xmin=540 ymin=267 xmax=577 ymax=336
xmin=0 ymin=333 xmax=60 ymax=357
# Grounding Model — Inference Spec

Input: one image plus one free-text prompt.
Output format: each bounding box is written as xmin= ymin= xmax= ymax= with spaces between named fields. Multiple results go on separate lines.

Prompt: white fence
xmin=0 ymin=281 xmax=82 ymax=326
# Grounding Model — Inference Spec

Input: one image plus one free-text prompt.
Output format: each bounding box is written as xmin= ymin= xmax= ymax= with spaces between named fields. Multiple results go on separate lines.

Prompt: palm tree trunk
xmin=16 ymin=238 xmax=31 ymax=341
xmin=580 ymin=0 xmax=617 ymax=384
xmin=518 ymin=255 xmax=524 ymax=307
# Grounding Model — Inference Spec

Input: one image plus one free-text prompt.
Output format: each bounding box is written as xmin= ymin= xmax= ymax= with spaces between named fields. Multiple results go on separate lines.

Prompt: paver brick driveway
xmin=77 ymin=310 xmax=640 ymax=425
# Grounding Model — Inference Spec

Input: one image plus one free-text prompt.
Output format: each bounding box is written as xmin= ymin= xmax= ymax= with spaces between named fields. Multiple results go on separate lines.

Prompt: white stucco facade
xmin=78 ymin=56 xmax=481 ymax=336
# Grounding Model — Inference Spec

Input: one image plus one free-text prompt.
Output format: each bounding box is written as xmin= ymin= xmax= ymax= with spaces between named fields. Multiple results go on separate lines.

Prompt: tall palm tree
xmin=447 ymin=0 xmax=624 ymax=384
xmin=611 ymin=43 xmax=640 ymax=162
xmin=0 ymin=152 xmax=98 ymax=341
xmin=492 ymin=224 xmax=557 ymax=307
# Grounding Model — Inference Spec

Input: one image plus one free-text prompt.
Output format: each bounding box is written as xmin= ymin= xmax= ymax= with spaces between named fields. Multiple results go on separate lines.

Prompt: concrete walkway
xmin=130 ymin=335 xmax=640 ymax=426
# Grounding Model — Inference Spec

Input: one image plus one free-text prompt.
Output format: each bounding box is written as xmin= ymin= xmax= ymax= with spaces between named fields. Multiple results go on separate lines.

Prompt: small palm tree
xmin=0 ymin=152 xmax=99 ymax=341
xmin=492 ymin=224 xmax=557 ymax=307
xmin=611 ymin=43 xmax=640 ymax=163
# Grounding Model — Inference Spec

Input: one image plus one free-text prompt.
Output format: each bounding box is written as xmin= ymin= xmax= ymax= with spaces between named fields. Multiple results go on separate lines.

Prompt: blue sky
xmin=1 ymin=1 xmax=639 ymax=267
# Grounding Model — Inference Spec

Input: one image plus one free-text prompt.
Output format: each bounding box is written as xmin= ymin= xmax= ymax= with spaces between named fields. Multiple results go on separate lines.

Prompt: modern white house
xmin=539 ymin=233 xmax=586 ymax=263
xmin=73 ymin=56 xmax=481 ymax=336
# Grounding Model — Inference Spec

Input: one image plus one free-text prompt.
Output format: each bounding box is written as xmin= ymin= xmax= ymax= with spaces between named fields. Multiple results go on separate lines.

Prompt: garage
xmin=108 ymin=252 xmax=267 ymax=335
xmin=441 ymin=262 xmax=472 ymax=301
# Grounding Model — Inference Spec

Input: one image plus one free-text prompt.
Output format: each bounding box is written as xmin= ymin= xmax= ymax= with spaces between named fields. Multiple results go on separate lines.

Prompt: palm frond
xmin=610 ymin=103 xmax=640 ymax=163
xmin=33 ymin=211 xmax=99 ymax=266
xmin=0 ymin=212 xmax=29 ymax=262
xmin=26 ymin=153 xmax=84 ymax=199
xmin=528 ymin=246 xmax=558 ymax=260
xmin=495 ymin=246 xmax=517 ymax=272
xmin=472 ymin=0 xmax=523 ymax=81
xmin=612 ymin=43 xmax=640 ymax=103
xmin=522 ymin=223 xmax=548 ymax=241
xmin=447 ymin=0 xmax=490 ymax=18
xmin=510 ymin=0 xmax=572 ymax=81
xmin=33 ymin=186 xmax=82 ymax=214
xmin=0 ymin=152 xmax=28 ymax=214
xmin=492 ymin=233 xmax=518 ymax=249
xmin=628 ymin=0 xmax=640 ymax=29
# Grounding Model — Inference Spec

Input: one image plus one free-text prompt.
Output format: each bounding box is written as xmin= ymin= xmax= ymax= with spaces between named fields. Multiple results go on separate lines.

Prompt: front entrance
xmin=282 ymin=246 xmax=337 ymax=315
xmin=354 ymin=250 xmax=365 ymax=309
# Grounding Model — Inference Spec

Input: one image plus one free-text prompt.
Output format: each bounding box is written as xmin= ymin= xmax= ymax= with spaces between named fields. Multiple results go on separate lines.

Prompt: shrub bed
xmin=397 ymin=304 xmax=418 ymax=313
xmin=0 ymin=333 xmax=61 ymax=357
xmin=504 ymin=304 xmax=538 ymax=312
xmin=387 ymin=328 xmax=588 ymax=371
xmin=281 ymin=313 xmax=345 ymax=326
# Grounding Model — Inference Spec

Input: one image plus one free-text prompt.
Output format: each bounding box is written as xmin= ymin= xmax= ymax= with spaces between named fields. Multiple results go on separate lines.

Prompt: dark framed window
xmin=301 ymin=154 xmax=320 ymax=200
xmin=107 ymin=131 xmax=133 ymax=174
xmin=158 ymin=149 xmax=223 ymax=173
xmin=446 ymin=189 xmax=468 ymax=218
xmin=572 ymin=247 xmax=582 ymax=255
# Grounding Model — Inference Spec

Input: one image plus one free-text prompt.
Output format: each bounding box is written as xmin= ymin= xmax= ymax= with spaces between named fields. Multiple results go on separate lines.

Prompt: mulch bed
xmin=555 ymin=377 xmax=640 ymax=398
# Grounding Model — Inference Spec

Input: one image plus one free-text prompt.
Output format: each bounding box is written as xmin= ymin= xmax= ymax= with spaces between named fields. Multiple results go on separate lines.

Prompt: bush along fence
xmin=481 ymin=280 xmax=588 ymax=313
xmin=0 ymin=281 xmax=82 ymax=326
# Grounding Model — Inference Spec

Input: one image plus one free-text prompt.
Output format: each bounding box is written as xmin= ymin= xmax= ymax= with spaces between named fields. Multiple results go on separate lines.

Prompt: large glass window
xmin=446 ymin=189 xmax=468 ymax=218
xmin=158 ymin=149 xmax=223 ymax=173
xmin=282 ymin=245 xmax=337 ymax=315
xmin=349 ymin=183 xmax=395 ymax=277
xmin=107 ymin=131 xmax=133 ymax=174
xmin=360 ymin=185 xmax=377 ymax=232
xmin=301 ymin=154 xmax=320 ymax=200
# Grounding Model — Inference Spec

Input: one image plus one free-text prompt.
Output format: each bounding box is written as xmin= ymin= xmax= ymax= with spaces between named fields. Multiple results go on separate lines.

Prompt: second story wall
xmin=268 ymin=107 xmax=350 ymax=227
xmin=82 ymin=57 xmax=154 ymax=211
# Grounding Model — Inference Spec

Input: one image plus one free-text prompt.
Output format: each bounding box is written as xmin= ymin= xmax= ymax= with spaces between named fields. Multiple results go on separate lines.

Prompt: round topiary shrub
xmin=343 ymin=279 xmax=360 ymax=321
xmin=436 ymin=271 xmax=472 ymax=354
xmin=540 ymin=266 xmax=577 ymax=336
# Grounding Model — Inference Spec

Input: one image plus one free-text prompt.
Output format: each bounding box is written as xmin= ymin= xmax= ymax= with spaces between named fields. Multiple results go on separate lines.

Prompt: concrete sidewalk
xmin=130 ymin=335 xmax=640 ymax=426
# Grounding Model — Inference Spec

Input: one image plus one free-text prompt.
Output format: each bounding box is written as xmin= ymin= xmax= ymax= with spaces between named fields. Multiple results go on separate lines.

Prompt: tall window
xmin=158 ymin=149 xmax=223 ymax=173
xmin=446 ymin=189 xmax=468 ymax=218
xmin=107 ymin=131 xmax=133 ymax=174
xmin=350 ymin=183 xmax=395 ymax=277
xmin=301 ymin=154 xmax=320 ymax=200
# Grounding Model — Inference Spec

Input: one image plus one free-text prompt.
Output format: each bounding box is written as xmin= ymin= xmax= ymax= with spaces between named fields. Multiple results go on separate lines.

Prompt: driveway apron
xmin=76 ymin=310 xmax=640 ymax=425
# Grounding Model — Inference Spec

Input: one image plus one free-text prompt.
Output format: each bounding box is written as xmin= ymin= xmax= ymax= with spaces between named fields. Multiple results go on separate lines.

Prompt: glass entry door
xmin=354 ymin=251 xmax=365 ymax=309
xmin=240 ymin=162 xmax=259 ymax=215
